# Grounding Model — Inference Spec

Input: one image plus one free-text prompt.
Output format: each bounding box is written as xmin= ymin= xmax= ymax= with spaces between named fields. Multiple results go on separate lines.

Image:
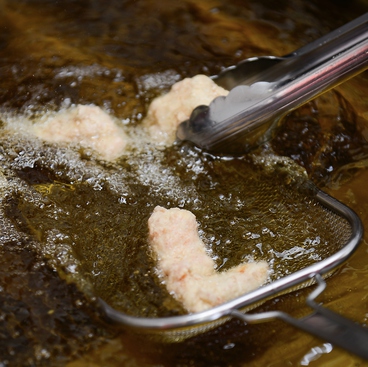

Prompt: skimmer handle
xmin=231 ymin=274 xmax=368 ymax=360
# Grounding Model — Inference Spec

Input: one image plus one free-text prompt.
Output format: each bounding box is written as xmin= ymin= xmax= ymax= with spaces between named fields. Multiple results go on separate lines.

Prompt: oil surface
xmin=0 ymin=0 xmax=368 ymax=366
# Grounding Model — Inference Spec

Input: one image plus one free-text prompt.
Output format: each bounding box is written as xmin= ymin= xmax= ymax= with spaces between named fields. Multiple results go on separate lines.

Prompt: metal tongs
xmin=177 ymin=13 xmax=368 ymax=154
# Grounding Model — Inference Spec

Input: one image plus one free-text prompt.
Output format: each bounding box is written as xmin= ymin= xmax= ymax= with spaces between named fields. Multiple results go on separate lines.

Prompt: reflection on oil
xmin=300 ymin=343 xmax=333 ymax=366
xmin=0 ymin=0 xmax=368 ymax=366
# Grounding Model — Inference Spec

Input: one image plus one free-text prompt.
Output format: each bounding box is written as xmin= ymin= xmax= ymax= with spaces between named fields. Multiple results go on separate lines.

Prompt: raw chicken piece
xmin=32 ymin=104 xmax=129 ymax=161
xmin=148 ymin=206 xmax=269 ymax=313
xmin=144 ymin=74 xmax=229 ymax=145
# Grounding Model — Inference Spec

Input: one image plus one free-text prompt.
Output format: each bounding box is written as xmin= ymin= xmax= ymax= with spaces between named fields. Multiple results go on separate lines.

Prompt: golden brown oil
xmin=0 ymin=1 xmax=368 ymax=366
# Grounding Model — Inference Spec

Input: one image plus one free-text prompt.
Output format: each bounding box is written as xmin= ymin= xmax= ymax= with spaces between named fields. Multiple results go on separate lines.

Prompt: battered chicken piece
xmin=32 ymin=104 xmax=129 ymax=161
xmin=144 ymin=74 xmax=229 ymax=145
xmin=148 ymin=206 xmax=269 ymax=313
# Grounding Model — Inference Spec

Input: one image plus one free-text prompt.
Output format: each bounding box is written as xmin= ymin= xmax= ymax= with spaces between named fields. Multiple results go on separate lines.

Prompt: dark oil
xmin=0 ymin=1 xmax=368 ymax=366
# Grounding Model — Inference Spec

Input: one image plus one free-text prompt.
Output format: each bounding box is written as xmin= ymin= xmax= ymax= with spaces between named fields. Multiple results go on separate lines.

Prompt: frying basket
xmin=99 ymin=154 xmax=366 ymax=358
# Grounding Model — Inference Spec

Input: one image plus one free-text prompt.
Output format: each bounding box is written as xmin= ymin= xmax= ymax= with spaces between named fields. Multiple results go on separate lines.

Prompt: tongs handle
xmin=292 ymin=12 xmax=368 ymax=58
xmin=231 ymin=274 xmax=368 ymax=360
xmin=272 ymin=12 xmax=368 ymax=87
xmin=177 ymin=13 xmax=368 ymax=154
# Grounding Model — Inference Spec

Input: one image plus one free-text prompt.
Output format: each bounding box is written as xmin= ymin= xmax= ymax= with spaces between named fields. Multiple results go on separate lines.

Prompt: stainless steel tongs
xmin=177 ymin=13 xmax=368 ymax=154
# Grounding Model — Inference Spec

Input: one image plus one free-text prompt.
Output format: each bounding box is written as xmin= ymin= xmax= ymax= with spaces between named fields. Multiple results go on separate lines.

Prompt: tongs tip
xmin=176 ymin=105 xmax=211 ymax=144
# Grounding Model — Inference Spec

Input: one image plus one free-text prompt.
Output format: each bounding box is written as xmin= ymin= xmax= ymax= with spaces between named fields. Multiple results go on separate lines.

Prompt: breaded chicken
xmin=148 ymin=206 xmax=269 ymax=313
xmin=32 ymin=104 xmax=129 ymax=161
xmin=144 ymin=75 xmax=228 ymax=145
